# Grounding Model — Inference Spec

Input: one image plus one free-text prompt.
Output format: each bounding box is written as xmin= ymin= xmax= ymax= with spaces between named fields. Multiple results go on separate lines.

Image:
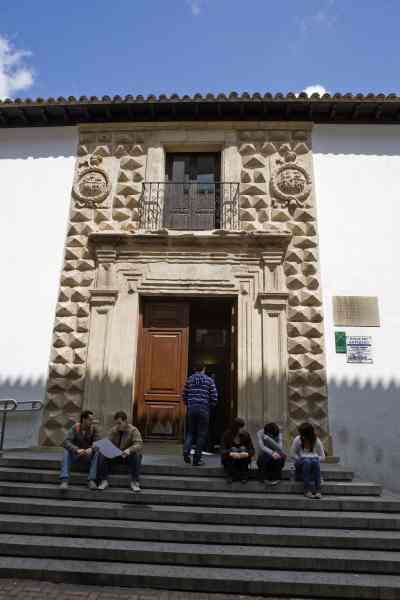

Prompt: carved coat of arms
xmin=73 ymin=155 xmax=111 ymax=208
xmin=270 ymin=149 xmax=311 ymax=208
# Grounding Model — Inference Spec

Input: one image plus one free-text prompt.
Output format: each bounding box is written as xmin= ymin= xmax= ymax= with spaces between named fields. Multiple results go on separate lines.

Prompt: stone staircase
xmin=0 ymin=452 xmax=400 ymax=598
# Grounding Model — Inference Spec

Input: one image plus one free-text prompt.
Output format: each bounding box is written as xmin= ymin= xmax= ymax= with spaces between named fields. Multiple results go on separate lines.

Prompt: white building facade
xmin=0 ymin=95 xmax=398 ymax=492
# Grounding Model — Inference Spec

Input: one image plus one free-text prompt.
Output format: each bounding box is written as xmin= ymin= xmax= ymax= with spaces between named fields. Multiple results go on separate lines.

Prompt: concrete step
xmin=0 ymin=467 xmax=361 ymax=493
xmin=2 ymin=513 xmax=400 ymax=549
xmin=2 ymin=496 xmax=400 ymax=530
xmin=0 ymin=457 xmax=353 ymax=480
xmin=0 ymin=556 xmax=399 ymax=598
xmin=1 ymin=533 xmax=399 ymax=574
xmin=0 ymin=477 xmax=383 ymax=509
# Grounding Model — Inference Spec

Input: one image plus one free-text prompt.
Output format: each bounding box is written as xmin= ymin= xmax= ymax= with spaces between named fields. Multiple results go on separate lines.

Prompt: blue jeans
xmin=97 ymin=452 xmax=142 ymax=482
xmin=59 ymin=448 xmax=98 ymax=481
xmin=295 ymin=457 xmax=321 ymax=493
xmin=183 ymin=408 xmax=209 ymax=462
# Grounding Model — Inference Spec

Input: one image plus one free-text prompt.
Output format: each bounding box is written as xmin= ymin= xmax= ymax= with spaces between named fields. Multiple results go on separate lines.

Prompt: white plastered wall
xmin=0 ymin=126 xmax=78 ymax=448
xmin=313 ymin=124 xmax=400 ymax=492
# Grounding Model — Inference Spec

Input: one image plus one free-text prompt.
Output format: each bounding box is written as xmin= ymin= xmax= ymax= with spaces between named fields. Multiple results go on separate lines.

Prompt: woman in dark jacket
xmin=221 ymin=417 xmax=255 ymax=483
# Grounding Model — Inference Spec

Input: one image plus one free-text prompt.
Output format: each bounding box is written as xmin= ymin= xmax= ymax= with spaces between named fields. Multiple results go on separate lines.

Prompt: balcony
xmin=139 ymin=182 xmax=240 ymax=231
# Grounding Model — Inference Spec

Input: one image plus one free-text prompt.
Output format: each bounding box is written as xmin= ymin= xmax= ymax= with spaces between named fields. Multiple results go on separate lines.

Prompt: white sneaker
xmin=88 ymin=480 xmax=97 ymax=490
xmin=130 ymin=481 xmax=141 ymax=492
xmin=59 ymin=480 xmax=68 ymax=490
xmin=98 ymin=480 xmax=109 ymax=490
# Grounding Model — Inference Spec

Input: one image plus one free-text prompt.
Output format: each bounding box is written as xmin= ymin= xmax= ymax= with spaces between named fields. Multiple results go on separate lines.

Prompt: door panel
xmin=136 ymin=301 xmax=189 ymax=439
xmin=144 ymin=331 xmax=186 ymax=397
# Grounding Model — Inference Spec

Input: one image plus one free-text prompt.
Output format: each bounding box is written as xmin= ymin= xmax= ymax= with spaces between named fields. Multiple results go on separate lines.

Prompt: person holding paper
xmin=59 ymin=410 xmax=100 ymax=490
xmin=97 ymin=411 xmax=143 ymax=492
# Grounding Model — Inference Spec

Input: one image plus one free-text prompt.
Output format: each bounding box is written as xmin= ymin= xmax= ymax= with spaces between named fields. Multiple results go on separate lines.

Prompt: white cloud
xmin=296 ymin=1 xmax=336 ymax=37
xmin=303 ymin=84 xmax=329 ymax=96
xmin=0 ymin=35 xmax=34 ymax=100
xmin=186 ymin=0 xmax=202 ymax=16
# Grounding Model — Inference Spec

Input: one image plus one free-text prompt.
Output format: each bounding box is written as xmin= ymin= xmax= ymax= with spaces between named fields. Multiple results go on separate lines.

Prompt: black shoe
xmin=241 ymin=478 xmax=248 ymax=484
xmin=183 ymin=454 xmax=191 ymax=464
xmin=193 ymin=459 xmax=205 ymax=466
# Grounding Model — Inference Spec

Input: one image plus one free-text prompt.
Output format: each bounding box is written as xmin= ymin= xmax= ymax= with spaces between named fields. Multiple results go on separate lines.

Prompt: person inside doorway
xmin=59 ymin=410 xmax=100 ymax=490
xmin=97 ymin=411 xmax=143 ymax=493
xmin=182 ymin=363 xmax=218 ymax=466
xmin=290 ymin=422 xmax=325 ymax=499
xmin=221 ymin=417 xmax=255 ymax=484
xmin=257 ymin=422 xmax=286 ymax=486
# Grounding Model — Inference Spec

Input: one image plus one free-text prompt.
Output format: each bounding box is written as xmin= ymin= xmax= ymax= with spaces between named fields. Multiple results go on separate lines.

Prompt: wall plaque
xmin=333 ymin=296 xmax=380 ymax=327
xmin=347 ymin=336 xmax=373 ymax=364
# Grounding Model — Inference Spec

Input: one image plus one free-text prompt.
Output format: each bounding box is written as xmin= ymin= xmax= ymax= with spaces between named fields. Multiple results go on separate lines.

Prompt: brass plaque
xmin=333 ymin=296 xmax=380 ymax=327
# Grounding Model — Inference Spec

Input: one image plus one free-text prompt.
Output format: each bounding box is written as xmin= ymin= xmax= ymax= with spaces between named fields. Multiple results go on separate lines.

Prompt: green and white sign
xmin=335 ymin=331 xmax=347 ymax=353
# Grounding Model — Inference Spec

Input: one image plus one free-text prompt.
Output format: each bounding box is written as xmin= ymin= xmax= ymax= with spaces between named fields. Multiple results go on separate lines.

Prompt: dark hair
xmin=230 ymin=417 xmax=245 ymax=436
xmin=194 ymin=363 xmax=206 ymax=372
xmin=264 ymin=422 xmax=280 ymax=440
xmin=80 ymin=410 xmax=93 ymax=423
xmin=299 ymin=422 xmax=316 ymax=451
xmin=113 ymin=411 xmax=128 ymax=421
xmin=222 ymin=417 xmax=246 ymax=450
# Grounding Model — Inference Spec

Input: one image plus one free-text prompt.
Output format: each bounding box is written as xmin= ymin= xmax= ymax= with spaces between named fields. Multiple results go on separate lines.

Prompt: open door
xmin=135 ymin=301 xmax=189 ymax=440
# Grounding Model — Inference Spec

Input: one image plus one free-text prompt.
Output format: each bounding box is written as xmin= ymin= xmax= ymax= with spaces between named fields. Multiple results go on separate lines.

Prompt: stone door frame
xmin=83 ymin=230 xmax=291 ymax=438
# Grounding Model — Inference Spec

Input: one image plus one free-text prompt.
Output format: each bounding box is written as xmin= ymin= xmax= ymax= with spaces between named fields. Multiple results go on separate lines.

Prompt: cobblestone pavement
xmin=0 ymin=579 xmax=311 ymax=600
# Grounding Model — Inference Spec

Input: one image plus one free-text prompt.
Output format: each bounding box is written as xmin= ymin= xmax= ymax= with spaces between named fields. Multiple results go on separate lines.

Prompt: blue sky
xmin=0 ymin=0 xmax=399 ymax=100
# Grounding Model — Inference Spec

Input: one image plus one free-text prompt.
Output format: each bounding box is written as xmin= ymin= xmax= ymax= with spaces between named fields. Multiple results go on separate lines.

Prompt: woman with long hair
xmin=221 ymin=417 xmax=255 ymax=484
xmin=290 ymin=422 xmax=325 ymax=499
xmin=256 ymin=422 xmax=286 ymax=485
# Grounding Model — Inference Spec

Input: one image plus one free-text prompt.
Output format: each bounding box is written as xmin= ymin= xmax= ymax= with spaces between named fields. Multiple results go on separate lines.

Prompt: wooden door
xmin=164 ymin=153 xmax=220 ymax=230
xmin=135 ymin=301 xmax=189 ymax=439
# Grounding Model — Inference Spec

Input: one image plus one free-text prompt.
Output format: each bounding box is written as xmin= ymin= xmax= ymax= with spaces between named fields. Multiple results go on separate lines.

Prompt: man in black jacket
xmin=59 ymin=410 xmax=100 ymax=490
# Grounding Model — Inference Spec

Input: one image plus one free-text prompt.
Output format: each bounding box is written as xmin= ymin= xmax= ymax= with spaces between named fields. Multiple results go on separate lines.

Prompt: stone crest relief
xmin=73 ymin=154 xmax=111 ymax=208
xmin=270 ymin=146 xmax=312 ymax=209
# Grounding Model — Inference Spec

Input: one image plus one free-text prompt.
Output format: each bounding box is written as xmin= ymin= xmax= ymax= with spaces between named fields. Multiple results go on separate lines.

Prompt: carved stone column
xmin=258 ymin=291 xmax=289 ymax=435
xmin=258 ymin=250 xmax=289 ymax=439
xmin=84 ymin=245 xmax=118 ymax=429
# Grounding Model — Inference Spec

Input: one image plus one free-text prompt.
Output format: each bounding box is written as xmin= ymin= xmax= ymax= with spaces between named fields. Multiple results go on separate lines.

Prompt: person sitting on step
xmin=97 ymin=411 xmax=143 ymax=493
xmin=59 ymin=410 xmax=100 ymax=490
xmin=221 ymin=417 xmax=255 ymax=484
xmin=257 ymin=422 xmax=286 ymax=486
xmin=290 ymin=422 xmax=325 ymax=499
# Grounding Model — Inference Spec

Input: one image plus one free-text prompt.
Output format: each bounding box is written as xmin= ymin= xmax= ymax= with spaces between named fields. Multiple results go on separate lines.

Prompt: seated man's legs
xmin=126 ymin=452 xmax=142 ymax=482
xmin=59 ymin=448 xmax=77 ymax=481
xmin=97 ymin=453 xmax=112 ymax=487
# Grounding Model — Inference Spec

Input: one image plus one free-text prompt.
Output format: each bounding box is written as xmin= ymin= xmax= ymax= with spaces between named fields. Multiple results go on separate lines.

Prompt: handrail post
xmin=0 ymin=401 xmax=8 ymax=454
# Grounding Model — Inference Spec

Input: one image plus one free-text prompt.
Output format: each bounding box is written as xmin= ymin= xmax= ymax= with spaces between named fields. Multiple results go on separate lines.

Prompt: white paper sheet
xmin=94 ymin=438 xmax=123 ymax=459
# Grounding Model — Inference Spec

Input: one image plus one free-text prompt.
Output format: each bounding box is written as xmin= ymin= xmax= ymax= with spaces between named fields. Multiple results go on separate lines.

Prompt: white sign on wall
xmin=346 ymin=336 xmax=373 ymax=364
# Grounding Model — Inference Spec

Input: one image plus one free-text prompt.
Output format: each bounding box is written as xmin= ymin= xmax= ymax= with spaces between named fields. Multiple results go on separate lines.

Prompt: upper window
xmin=164 ymin=153 xmax=221 ymax=230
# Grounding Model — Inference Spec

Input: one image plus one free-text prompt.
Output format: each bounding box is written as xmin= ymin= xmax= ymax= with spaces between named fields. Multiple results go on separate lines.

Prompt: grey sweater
xmin=256 ymin=429 xmax=284 ymax=457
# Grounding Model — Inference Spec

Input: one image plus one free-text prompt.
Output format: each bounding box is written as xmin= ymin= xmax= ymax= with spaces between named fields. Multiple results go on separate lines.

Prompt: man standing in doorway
xmin=182 ymin=363 xmax=218 ymax=466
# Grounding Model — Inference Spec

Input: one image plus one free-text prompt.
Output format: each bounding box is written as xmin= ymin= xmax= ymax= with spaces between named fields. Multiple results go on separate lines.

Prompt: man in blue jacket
xmin=182 ymin=363 xmax=218 ymax=466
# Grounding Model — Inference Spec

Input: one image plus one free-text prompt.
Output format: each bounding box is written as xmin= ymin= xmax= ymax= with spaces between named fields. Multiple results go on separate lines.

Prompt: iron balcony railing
xmin=139 ymin=181 xmax=240 ymax=231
